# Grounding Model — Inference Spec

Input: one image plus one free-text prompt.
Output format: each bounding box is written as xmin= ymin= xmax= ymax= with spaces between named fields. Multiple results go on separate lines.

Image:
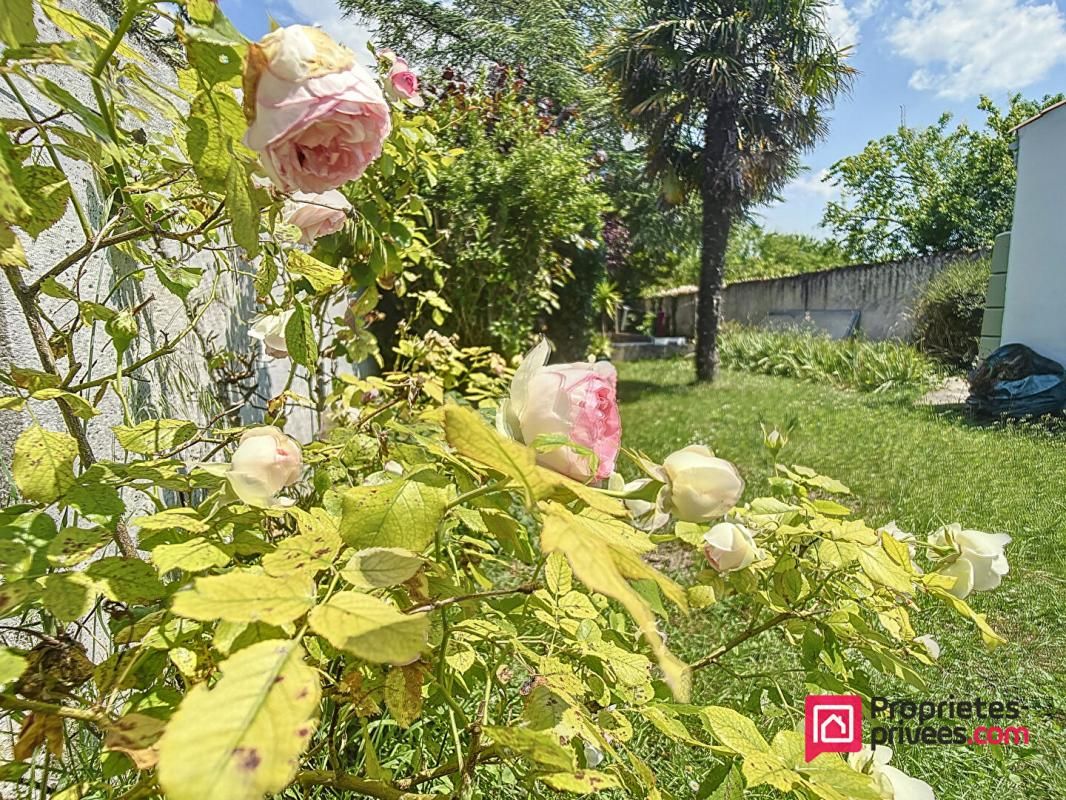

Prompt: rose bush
xmin=0 ymin=4 xmax=1012 ymax=800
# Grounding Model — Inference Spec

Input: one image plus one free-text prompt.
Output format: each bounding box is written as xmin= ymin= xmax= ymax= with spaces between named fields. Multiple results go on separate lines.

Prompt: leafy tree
xmin=399 ymin=73 xmax=608 ymax=357
xmin=724 ymin=221 xmax=845 ymax=282
xmin=337 ymin=0 xmax=624 ymax=106
xmin=599 ymin=0 xmax=853 ymax=381
xmin=823 ymin=94 xmax=1065 ymax=262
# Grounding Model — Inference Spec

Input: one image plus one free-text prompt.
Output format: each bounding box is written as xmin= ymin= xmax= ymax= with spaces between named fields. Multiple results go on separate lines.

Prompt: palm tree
xmin=599 ymin=0 xmax=853 ymax=381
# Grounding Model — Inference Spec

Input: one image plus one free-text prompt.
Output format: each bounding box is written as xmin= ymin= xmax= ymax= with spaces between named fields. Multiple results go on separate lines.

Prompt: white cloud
xmin=889 ymin=0 xmax=1066 ymax=99
xmin=269 ymin=0 xmax=375 ymax=63
xmin=790 ymin=168 xmax=839 ymax=199
xmin=822 ymin=0 xmax=881 ymax=48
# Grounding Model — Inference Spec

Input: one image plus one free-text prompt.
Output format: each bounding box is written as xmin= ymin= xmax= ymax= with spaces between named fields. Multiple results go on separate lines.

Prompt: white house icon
xmin=812 ymin=705 xmax=854 ymax=744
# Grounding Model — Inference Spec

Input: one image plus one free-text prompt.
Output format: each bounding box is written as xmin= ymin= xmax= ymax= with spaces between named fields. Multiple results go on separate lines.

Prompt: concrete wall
xmin=1000 ymin=104 xmax=1066 ymax=366
xmin=646 ymin=249 xmax=990 ymax=341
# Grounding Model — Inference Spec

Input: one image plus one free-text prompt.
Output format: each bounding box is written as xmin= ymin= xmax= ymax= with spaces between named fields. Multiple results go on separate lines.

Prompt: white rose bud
xmin=763 ymin=427 xmax=787 ymax=454
xmin=608 ymin=473 xmax=670 ymax=532
xmin=661 ymin=445 xmax=744 ymax=522
xmin=849 ymin=747 xmax=935 ymax=800
xmin=249 ymin=309 xmax=294 ymax=359
xmin=928 ymin=523 xmax=1010 ymax=599
xmin=915 ymin=634 xmax=940 ymax=661
xmin=702 ymin=522 xmax=762 ymax=573
xmin=227 ymin=426 xmax=303 ymax=507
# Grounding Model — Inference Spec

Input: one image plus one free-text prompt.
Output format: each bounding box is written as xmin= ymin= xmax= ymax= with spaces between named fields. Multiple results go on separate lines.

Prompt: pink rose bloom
xmin=283 ymin=189 xmax=351 ymax=243
xmin=243 ymin=25 xmax=391 ymax=193
xmin=496 ymin=339 xmax=621 ymax=482
xmin=386 ymin=57 xmax=421 ymax=102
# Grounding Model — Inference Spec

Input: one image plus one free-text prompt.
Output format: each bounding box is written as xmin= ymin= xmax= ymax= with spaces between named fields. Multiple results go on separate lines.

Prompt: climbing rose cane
xmin=497 ymin=339 xmax=621 ymax=481
xmin=243 ymin=25 xmax=391 ymax=192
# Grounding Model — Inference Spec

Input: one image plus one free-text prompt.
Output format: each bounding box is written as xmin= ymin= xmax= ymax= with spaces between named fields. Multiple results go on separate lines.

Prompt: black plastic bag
xmin=968 ymin=343 xmax=1066 ymax=417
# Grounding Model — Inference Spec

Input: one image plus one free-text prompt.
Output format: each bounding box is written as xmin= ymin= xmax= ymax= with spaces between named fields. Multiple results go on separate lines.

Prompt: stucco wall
xmin=0 ymin=0 xmax=332 ymax=485
xmin=1000 ymin=104 xmax=1066 ymax=366
xmin=646 ymin=249 xmax=990 ymax=341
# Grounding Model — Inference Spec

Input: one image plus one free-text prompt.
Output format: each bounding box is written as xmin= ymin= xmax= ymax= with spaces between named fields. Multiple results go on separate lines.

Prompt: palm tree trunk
xmin=695 ymin=179 xmax=733 ymax=382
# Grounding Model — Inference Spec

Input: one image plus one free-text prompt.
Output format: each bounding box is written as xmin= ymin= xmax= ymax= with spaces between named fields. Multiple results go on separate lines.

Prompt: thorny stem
xmin=404 ymin=584 xmax=538 ymax=615
xmin=0 ymin=693 xmax=111 ymax=724
xmin=690 ymin=611 xmax=797 ymax=671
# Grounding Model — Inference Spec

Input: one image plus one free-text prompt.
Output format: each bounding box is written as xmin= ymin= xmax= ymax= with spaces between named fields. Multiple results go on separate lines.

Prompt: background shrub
xmin=718 ymin=324 xmax=939 ymax=393
xmin=911 ymin=258 xmax=991 ymax=369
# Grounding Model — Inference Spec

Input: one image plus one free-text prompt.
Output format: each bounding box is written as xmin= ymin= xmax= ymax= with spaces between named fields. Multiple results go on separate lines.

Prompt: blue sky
xmin=223 ymin=0 xmax=1066 ymax=236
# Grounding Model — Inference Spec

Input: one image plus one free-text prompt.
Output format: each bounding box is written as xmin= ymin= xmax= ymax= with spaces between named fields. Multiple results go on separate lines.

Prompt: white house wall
xmin=1000 ymin=107 xmax=1066 ymax=367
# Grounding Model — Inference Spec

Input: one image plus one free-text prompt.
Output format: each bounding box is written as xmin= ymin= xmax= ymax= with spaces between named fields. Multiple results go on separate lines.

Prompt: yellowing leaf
xmin=537 ymin=771 xmax=622 ymax=793
xmin=157 ymin=639 xmax=320 ymax=800
xmin=262 ymin=511 xmax=341 ymax=577
xmin=308 ymin=591 xmax=428 ymax=665
xmin=384 ymin=664 xmax=423 ymax=728
xmin=858 ymin=544 xmax=913 ymax=593
xmin=929 ymin=586 xmax=1007 ymax=648
xmin=47 ymin=526 xmax=110 ymax=567
xmin=482 ymin=726 xmax=575 ymax=771
xmin=12 ymin=425 xmax=77 ymax=504
xmin=0 ymin=646 xmax=27 ymax=687
xmin=341 ymin=547 xmax=423 ymax=589
xmin=443 ymin=405 xmax=558 ymax=504
xmin=340 ymin=479 xmax=447 ymax=552
xmin=172 ymin=572 xmax=314 ymax=625
xmin=741 ymin=750 xmax=798 ymax=792
xmin=114 ymin=419 xmax=197 ymax=455
xmin=151 ymin=538 xmax=232 ymax=574
xmin=132 ymin=508 xmax=209 ymax=534
xmin=540 ymin=503 xmax=690 ymax=701
xmin=287 ymin=250 xmax=344 ymax=292
xmin=104 ymin=713 xmax=165 ymax=770
xmin=700 ymin=706 xmax=770 ymax=755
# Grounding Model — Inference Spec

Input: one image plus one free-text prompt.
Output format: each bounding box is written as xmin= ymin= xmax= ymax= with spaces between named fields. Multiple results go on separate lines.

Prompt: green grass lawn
xmin=616 ymin=359 xmax=1066 ymax=800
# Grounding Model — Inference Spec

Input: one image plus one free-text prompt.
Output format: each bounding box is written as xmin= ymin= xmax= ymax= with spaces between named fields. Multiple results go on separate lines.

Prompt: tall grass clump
xmin=912 ymin=257 xmax=991 ymax=369
xmin=718 ymin=323 xmax=939 ymax=393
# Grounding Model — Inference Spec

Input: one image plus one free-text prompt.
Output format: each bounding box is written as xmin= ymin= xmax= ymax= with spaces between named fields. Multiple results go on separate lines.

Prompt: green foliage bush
xmin=0 ymin=5 xmax=1011 ymax=800
xmin=407 ymin=74 xmax=608 ymax=356
xmin=718 ymin=324 xmax=939 ymax=393
xmin=911 ymin=258 xmax=991 ymax=369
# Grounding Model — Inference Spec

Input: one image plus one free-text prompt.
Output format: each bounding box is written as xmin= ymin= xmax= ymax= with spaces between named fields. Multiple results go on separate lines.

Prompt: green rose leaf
xmin=87 ymin=557 xmax=166 ymax=604
xmin=700 ymin=706 xmax=770 ymax=755
xmin=13 ymin=166 xmax=71 ymax=238
xmin=41 ymin=571 xmax=98 ymax=622
xmin=225 ymin=160 xmax=259 ymax=257
xmin=0 ymin=0 xmax=36 ymax=47
xmin=341 ymin=547 xmax=423 ymax=589
xmin=480 ymin=726 xmax=575 ymax=772
xmin=284 ymin=299 xmax=319 ymax=369
xmin=339 ymin=478 xmax=447 ymax=552
xmin=186 ymin=90 xmax=249 ymax=193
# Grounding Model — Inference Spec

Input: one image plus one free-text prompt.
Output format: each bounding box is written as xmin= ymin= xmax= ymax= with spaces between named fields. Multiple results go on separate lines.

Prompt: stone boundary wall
xmin=645 ymin=249 xmax=991 ymax=341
